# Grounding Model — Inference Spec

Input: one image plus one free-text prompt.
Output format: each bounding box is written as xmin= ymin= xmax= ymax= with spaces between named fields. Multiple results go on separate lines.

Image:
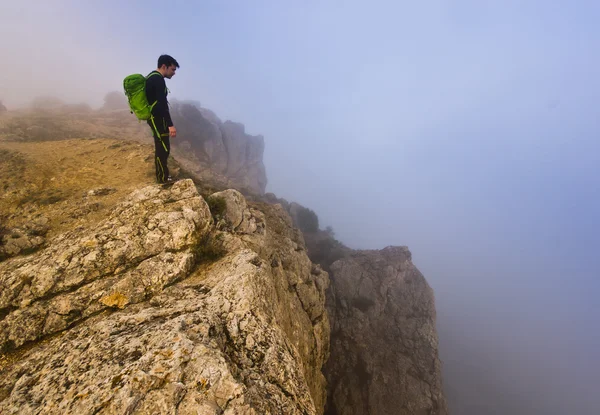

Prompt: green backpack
xmin=123 ymin=73 xmax=160 ymax=120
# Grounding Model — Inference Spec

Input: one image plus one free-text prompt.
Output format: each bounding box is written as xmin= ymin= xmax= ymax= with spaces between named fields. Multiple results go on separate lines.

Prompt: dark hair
xmin=157 ymin=54 xmax=180 ymax=69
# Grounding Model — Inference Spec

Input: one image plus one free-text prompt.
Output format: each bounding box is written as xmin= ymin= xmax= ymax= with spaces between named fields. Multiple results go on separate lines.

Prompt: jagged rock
xmin=236 ymin=207 xmax=266 ymax=236
xmin=0 ymin=179 xmax=329 ymax=414
xmin=0 ymin=218 xmax=49 ymax=261
xmin=208 ymin=189 xmax=266 ymax=236
xmin=0 ymin=179 xmax=211 ymax=350
xmin=0 ymin=230 xmax=45 ymax=259
xmin=170 ymin=102 xmax=268 ymax=195
xmin=208 ymin=189 xmax=247 ymax=229
xmin=172 ymin=102 xmax=229 ymax=174
xmin=324 ymin=246 xmax=448 ymax=415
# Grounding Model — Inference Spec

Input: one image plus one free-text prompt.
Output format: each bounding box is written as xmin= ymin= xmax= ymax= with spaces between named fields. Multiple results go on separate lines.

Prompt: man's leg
xmin=149 ymin=118 xmax=171 ymax=183
xmin=154 ymin=137 xmax=169 ymax=183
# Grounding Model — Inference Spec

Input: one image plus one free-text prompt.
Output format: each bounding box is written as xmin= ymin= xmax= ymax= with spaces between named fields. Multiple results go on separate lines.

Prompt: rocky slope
xmin=0 ymin=138 xmax=158 ymax=261
xmin=0 ymin=177 xmax=329 ymax=414
xmin=1 ymin=107 xmax=448 ymax=414
xmin=0 ymin=103 xmax=267 ymax=195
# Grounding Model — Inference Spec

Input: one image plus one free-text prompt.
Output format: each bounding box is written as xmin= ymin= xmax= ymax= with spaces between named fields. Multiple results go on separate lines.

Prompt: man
xmin=146 ymin=54 xmax=179 ymax=184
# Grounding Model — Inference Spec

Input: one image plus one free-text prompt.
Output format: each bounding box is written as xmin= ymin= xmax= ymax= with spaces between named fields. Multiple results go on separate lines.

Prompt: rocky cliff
xmin=278 ymin=200 xmax=449 ymax=415
xmin=325 ymin=247 xmax=448 ymax=415
xmin=1 ymin=106 xmax=448 ymax=414
xmin=0 ymin=178 xmax=329 ymax=414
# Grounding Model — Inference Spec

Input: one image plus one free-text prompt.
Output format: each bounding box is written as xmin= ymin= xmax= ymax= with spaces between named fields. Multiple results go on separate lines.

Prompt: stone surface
xmin=0 ymin=218 xmax=49 ymax=261
xmin=208 ymin=189 xmax=267 ymax=236
xmin=324 ymin=246 xmax=448 ymax=415
xmin=0 ymin=179 xmax=211 ymax=351
xmin=208 ymin=189 xmax=247 ymax=230
xmin=0 ymin=179 xmax=329 ymax=415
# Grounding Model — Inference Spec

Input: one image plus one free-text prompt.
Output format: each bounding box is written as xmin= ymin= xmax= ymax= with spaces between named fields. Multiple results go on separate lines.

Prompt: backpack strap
xmin=146 ymin=71 xmax=162 ymax=79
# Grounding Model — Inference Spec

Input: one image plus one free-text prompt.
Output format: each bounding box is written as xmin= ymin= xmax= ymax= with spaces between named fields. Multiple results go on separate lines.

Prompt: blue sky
xmin=1 ymin=1 xmax=599 ymax=412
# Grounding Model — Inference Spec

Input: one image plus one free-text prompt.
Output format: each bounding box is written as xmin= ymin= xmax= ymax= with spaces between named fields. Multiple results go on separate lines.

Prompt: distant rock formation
xmin=0 ymin=101 xmax=6 ymax=114
xmin=171 ymin=102 xmax=267 ymax=195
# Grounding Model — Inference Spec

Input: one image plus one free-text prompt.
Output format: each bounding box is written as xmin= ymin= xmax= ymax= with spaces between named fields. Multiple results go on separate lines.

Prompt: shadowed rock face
xmin=324 ymin=246 xmax=448 ymax=415
xmin=171 ymin=103 xmax=267 ymax=195
xmin=0 ymin=180 xmax=329 ymax=415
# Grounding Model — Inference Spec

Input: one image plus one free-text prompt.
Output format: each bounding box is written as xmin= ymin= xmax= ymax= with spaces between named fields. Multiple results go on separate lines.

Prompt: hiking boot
xmin=159 ymin=176 xmax=176 ymax=186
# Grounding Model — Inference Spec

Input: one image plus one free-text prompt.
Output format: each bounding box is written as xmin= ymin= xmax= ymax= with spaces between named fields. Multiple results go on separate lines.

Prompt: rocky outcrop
xmin=1 ymin=108 xmax=450 ymax=413
xmin=0 ymin=180 xmax=329 ymax=414
xmin=0 ymin=217 xmax=49 ymax=261
xmin=258 ymin=197 xmax=449 ymax=414
xmin=325 ymin=246 xmax=448 ymax=415
xmin=171 ymin=102 xmax=267 ymax=195
xmin=262 ymin=197 xmax=449 ymax=413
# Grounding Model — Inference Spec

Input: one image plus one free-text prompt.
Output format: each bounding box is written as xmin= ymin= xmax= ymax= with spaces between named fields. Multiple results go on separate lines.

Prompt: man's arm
xmin=156 ymin=78 xmax=174 ymax=128
xmin=162 ymin=86 xmax=175 ymax=136
xmin=162 ymin=91 xmax=173 ymax=128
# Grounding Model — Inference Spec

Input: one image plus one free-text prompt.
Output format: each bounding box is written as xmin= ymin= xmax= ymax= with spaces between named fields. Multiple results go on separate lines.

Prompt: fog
xmin=2 ymin=1 xmax=599 ymax=413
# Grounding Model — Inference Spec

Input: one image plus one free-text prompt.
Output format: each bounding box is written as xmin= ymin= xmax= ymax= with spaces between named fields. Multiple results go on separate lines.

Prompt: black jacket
xmin=145 ymin=71 xmax=173 ymax=127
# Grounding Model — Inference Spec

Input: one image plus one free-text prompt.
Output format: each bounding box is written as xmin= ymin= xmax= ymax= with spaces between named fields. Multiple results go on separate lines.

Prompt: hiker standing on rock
xmin=146 ymin=55 xmax=179 ymax=184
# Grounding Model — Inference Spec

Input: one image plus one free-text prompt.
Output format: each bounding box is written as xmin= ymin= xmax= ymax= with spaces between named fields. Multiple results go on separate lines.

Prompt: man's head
xmin=157 ymin=54 xmax=180 ymax=79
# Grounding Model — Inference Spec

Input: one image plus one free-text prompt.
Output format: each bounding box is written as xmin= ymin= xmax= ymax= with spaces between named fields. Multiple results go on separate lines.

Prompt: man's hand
xmin=169 ymin=126 xmax=177 ymax=138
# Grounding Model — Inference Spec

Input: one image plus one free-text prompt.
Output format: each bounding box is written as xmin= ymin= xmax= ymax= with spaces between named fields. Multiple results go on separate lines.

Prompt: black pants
xmin=148 ymin=117 xmax=170 ymax=183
